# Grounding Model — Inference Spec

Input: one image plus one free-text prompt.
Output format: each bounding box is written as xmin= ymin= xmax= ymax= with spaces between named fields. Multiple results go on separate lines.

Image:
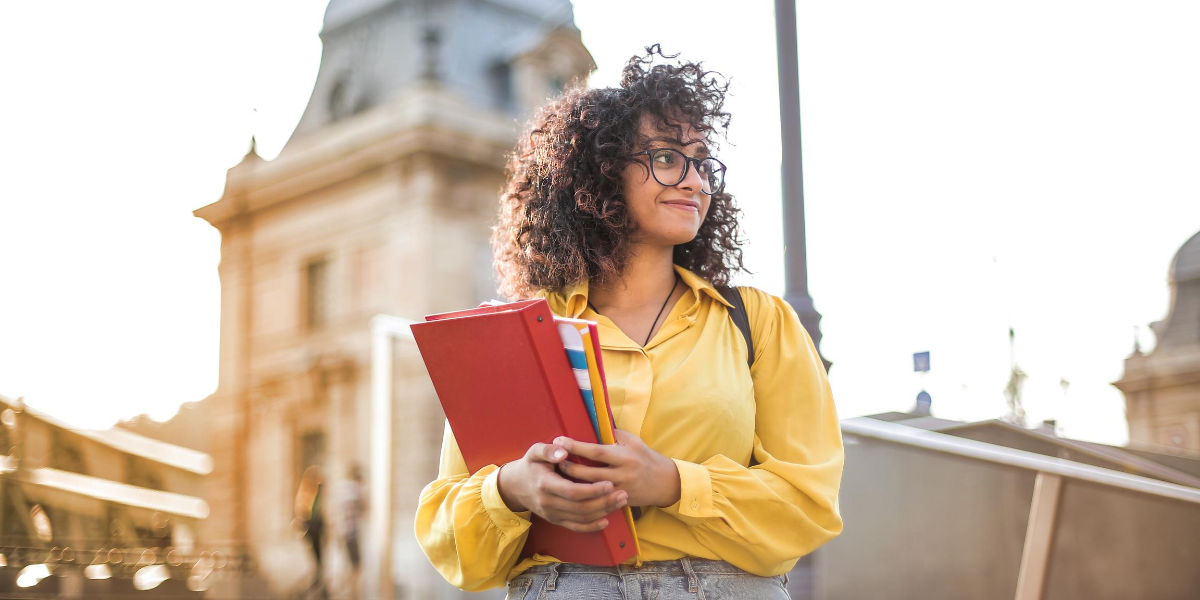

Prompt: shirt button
xmin=691 ymin=501 xmax=699 ymax=510
xmin=510 ymin=519 xmax=519 ymax=526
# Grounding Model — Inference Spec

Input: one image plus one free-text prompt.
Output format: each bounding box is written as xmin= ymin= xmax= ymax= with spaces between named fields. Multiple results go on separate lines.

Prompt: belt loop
xmin=681 ymin=557 xmax=703 ymax=598
xmin=547 ymin=563 xmax=559 ymax=591
xmin=783 ymin=572 xmax=790 ymax=585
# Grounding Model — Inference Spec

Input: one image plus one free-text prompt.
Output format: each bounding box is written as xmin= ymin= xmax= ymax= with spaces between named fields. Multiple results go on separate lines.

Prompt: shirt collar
xmin=544 ymin=265 xmax=734 ymax=318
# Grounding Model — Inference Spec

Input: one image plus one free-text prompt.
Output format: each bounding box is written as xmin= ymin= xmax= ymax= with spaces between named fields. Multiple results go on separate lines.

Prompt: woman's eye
xmin=653 ymin=151 xmax=676 ymax=164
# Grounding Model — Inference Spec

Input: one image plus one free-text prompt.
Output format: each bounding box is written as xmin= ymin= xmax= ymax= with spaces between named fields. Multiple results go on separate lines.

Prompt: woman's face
xmin=621 ymin=118 xmax=712 ymax=249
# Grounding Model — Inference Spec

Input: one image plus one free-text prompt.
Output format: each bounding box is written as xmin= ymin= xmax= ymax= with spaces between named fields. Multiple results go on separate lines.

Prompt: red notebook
xmin=410 ymin=298 xmax=638 ymax=566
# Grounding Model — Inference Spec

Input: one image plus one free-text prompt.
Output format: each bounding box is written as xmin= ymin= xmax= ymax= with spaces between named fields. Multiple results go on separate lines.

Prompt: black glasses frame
xmin=631 ymin=148 xmax=727 ymax=195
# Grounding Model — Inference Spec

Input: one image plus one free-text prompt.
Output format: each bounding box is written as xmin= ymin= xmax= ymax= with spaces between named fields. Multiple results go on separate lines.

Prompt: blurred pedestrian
xmin=338 ymin=463 xmax=366 ymax=598
xmin=295 ymin=465 xmax=325 ymax=594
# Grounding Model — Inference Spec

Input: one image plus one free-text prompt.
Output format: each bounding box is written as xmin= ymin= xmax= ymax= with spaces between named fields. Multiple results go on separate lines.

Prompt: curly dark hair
xmin=492 ymin=45 xmax=747 ymax=299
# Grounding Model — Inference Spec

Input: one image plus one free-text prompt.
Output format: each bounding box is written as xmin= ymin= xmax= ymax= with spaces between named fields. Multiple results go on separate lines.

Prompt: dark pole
xmin=776 ymin=0 xmax=830 ymax=370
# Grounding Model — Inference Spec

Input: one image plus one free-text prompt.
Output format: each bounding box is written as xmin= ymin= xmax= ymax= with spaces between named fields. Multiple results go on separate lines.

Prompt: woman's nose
xmin=675 ymin=159 xmax=704 ymax=193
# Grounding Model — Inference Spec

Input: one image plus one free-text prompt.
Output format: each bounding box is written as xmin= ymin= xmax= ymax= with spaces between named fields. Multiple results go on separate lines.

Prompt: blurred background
xmin=1 ymin=0 xmax=1198 ymax=598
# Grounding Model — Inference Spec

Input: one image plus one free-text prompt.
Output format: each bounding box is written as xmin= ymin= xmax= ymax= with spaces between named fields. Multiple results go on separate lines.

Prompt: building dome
xmin=1151 ymin=228 xmax=1200 ymax=350
xmin=1117 ymin=226 xmax=1200 ymax=454
xmin=282 ymin=0 xmax=588 ymax=153
xmin=1170 ymin=229 xmax=1200 ymax=283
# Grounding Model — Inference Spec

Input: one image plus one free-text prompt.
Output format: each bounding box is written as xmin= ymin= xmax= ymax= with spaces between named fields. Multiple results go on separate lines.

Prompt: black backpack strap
xmin=718 ymin=286 xmax=754 ymax=369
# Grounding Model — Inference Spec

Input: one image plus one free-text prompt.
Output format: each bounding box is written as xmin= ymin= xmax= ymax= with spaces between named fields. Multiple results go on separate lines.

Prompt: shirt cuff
xmin=663 ymin=458 xmax=714 ymax=518
xmin=481 ymin=466 xmax=533 ymax=534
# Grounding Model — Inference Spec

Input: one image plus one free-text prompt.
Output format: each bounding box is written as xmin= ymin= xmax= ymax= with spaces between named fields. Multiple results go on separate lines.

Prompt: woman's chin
xmin=665 ymin=233 xmax=701 ymax=247
xmin=631 ymin=225 xmax=701 ymax=249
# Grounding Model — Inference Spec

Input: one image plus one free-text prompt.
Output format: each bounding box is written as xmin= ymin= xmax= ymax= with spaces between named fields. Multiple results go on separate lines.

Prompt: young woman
xmin=416 ymin=46 xmax=843 ymax=599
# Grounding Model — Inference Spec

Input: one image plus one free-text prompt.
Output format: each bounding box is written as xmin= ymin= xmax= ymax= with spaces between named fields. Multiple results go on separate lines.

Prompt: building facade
xmin=193 ymin=1 xmax=593 ymax=597
xmin=1116 ymin=229 xmax=1200 ymax=454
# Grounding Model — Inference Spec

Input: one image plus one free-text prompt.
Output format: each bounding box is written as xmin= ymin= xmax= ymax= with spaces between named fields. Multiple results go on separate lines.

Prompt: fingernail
xmin=598 ymin=519 xmax=609 ymax=528
xmin=617 ymin=498 xmax=627 ymax=508
xmin=554 ymin=449 xmax=566 ymax=460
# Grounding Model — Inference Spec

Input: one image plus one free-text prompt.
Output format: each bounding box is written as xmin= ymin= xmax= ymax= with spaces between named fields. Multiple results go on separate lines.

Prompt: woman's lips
xmin=662 ymin=200 xmax=699 ymax=212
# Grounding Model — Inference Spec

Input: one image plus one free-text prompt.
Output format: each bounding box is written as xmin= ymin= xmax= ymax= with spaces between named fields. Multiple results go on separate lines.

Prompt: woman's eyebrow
xmin=647 ymin=136 xmax=711 ymax=156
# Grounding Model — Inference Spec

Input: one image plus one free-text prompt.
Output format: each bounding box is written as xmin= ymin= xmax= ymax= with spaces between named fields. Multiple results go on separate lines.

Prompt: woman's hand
xmin=497 ymin=441 xmax=629 ymax=533
xmin=555 ymin=429 xmax=682 ymax=509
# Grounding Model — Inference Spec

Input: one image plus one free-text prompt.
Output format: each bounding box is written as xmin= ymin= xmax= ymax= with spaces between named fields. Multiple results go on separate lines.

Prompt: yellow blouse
xmin=415 ymin=265 xmax=844 ymax=591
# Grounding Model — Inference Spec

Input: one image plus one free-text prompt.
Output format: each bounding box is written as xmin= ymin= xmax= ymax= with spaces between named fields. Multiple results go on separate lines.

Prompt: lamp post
xmin=775 ymin=0 xmax=830 ymax=370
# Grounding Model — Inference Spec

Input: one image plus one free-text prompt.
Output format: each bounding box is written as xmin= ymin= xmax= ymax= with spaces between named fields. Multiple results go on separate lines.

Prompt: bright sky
xmin=2 ymin=1 xmax=1198 ymax=446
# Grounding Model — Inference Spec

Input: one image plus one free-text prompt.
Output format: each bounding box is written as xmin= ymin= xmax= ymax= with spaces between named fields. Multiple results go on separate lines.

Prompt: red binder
xmin=410 ymin=298 xmax=637 ymax=566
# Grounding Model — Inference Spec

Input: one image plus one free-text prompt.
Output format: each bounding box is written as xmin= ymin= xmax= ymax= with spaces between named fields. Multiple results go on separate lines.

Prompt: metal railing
xmin=841 ymin=416 xmax=1200 ymax=505
xmin=841 ymin=416 xmax=1200 ymax=600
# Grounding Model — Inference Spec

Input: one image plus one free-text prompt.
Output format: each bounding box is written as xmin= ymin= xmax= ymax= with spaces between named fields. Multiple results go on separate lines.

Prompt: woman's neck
xmin=588 ymin=243 xmax=677 ymax=311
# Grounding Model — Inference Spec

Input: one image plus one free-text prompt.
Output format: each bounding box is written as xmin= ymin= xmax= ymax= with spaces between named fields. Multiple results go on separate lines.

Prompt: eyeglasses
xmin=631 ymin=148 xmax=727 ymax=195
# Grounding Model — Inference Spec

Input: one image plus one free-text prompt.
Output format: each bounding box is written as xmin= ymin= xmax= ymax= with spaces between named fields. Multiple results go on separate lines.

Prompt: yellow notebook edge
xmin=577 ymin=326 xmax=615 ymax=445
xmin=575 ymin=324 xmax=642 ymax=558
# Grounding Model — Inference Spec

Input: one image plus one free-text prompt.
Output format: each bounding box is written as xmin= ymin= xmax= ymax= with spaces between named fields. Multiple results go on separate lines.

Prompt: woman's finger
xmin=611 ymin=428 xmax=639 ymax=446
xmin=603 ymin=490 xmax=629 ymax=514
xmin=542 ymin=502 xmax=612 ymax=524
xmin=540 ymin=492 xmax=624 ymax=525
xmin=550 ymin=516 xmax=610 ymax=533
xmin=558 ymin=460 xmax=615 ymax=484
xmin=526 ymin=442 xmax=568 ymax=464
xmin=541 ymin=475 xmax=611 ymax=502
xmin=542 ymin=491 xmax=626 ymax=523
xmin=555 ymin=436 xmax=622 ymax=464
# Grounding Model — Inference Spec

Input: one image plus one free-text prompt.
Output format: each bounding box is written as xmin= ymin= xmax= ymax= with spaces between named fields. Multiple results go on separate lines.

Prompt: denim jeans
xmin=504 ymin=558 xmax=792 ymax=600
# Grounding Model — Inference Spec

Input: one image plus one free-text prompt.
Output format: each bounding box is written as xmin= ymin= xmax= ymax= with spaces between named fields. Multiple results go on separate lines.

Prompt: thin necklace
xmin=589 ymin=274 xmax=680 ymax=347
xmin=644 ymin=273 xmax=680 ymax=346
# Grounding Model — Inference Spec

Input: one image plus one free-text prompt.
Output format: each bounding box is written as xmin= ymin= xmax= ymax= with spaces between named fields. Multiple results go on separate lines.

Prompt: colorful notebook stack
xmin=410 ymin=299 xmax=640 ymax=566
xmin=554 ymin=318 xmax=641 ymax=554
xmin=554 ymin=318 xmax=609 ymax=441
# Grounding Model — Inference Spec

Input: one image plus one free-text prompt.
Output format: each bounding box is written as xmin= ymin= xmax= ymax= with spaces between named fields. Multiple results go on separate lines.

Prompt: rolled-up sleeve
xmin=658 ymin=289 xmax=844 ymax=576
xmin=414 ymin=423 xmax=532 ymax=591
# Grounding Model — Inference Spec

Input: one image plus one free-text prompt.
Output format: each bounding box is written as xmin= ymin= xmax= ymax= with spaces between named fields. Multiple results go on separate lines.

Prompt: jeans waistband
xmin=523 ymin=558 xmax=753 ymax=577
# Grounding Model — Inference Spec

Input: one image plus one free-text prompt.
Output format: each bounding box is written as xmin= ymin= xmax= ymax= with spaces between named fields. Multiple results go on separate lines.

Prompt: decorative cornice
xmin=1114 ymin=346 xmax=1200 ymax=393
xmin=194 ymin=85 xmax=517 ymax=229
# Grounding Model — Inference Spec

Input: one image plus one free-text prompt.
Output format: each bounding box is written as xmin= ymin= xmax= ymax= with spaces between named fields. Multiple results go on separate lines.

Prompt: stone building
xmin=1116 ymin=229 xmax=1200 ymax=454
xmin=193 ymin=1 xmax=593 ymax=597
